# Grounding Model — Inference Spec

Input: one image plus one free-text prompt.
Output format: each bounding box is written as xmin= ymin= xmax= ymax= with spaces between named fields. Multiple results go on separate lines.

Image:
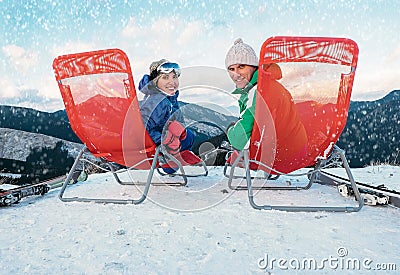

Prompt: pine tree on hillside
xmin=22 ymin=141 xmax=74 ymax=184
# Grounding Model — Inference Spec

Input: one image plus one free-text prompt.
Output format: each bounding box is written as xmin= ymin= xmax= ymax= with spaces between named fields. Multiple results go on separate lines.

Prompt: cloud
xmin=355 ymin=67 xmax=400 ymax=96
xmin=0 ymin=85 xmax=64 ymax=111
xmin=354 ymin=44 xmax=400 ymax=96
xmin=36 ymin=74 xmax=63 ymax=100
xmin=0 ymin=76 xmax=20 ymax=98
xmin=117 ymin=16 xmax=276 ymax=96
xmin=2 ymin=45 xmax=39 ymax=74
xmin=119 ymin=16 xmax=233 ymax=67
xmin=177 ymin=21 xmax=206 ymax=45
xmin=50 ymin=41 xmax=97 ymax=57
xmin=386 ymin=45 xmax=400 ymax=64
xmin=121 ymin=17 xmax=145 ymax=40
xmin=3 ymin=77 xmax=62 ymax=113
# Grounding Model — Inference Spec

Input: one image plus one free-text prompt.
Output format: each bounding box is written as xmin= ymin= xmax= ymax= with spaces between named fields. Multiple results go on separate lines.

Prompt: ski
xmin=0 ymin=170 xmax=87 ymax=206
xmin=313 ymin=171 xmax=400 ymax=208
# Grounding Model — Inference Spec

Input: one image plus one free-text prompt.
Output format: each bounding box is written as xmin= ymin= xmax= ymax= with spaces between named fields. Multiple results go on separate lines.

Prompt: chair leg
xmin=156 ymin=150 xmax=209 ymax=179
xmin=106 ymin=144 xmax=210 ymax=186
xmin=163 ymin=160 xmax=208 ymax=178
xmin=59 ymin=146 xmax=86 ymax=202
xmin=109 ymin=161 xmax=187 ymax=187
xmin=157 ymin=150 xmax=188 ymax=185
xmin=225 ymin=150 xmax=245 ymax=190
xmin=245 ymin=147 xmax=364 ymax=212
xmin=224 ymin=151 xmax=282 ymax=190
xmin=58 ymin=146 xmax=158 ymax=204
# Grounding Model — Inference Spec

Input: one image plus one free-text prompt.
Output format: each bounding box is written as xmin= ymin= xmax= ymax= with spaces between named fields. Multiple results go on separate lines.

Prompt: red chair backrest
xmin=53 ymin=49 xmax=156 ymax=168
xmin=250 ymin=36 xmax=358 ymax=173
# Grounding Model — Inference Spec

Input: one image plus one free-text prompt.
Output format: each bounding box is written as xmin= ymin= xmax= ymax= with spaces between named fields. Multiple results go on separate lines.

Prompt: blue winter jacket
xmin=139 ymin=78 xmax=184 ymax=145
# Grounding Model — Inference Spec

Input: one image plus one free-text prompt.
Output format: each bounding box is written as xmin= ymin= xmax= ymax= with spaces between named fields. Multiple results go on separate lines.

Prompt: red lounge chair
xmin=224 ymin=36 xmax=363 ymax=212
xmin=53 ymin=49 xmax=207 ymax=204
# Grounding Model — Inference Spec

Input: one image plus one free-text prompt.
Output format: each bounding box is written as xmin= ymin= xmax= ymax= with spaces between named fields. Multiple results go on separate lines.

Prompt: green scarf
xmin=232 ymin=70 xmax=258 ymax=113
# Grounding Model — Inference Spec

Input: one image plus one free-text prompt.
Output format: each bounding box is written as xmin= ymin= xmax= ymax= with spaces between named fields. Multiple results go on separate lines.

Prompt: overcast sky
xmin=1 ymin=0 xmax=399 ymax=111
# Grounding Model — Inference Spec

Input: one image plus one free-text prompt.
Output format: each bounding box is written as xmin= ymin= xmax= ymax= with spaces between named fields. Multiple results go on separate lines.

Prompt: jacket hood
xmin=264 ymin=63 xmax=282 ymax=80
xmin=139 ymin=81 xmax=159 ymax=95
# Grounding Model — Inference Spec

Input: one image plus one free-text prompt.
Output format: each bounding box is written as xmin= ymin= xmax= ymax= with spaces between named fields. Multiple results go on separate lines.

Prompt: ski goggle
xmin=157 ymin=62 xmax=181 ymax=77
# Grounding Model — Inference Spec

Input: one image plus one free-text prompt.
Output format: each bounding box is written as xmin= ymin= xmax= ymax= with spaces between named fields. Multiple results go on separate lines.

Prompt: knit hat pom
xmin=234 ymin=38 xmax=243 ymax=45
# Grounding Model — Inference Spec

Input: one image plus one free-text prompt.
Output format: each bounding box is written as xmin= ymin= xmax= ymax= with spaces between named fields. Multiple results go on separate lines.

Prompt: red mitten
xmin=168 ymin=121 xmax=187 ymax=140
xmin=162 ymin=130 xmax=181 ymax=154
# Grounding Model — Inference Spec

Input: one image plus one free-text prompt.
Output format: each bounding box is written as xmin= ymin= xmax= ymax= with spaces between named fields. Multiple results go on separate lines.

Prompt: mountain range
xmin=0 ymin=90 xmax=399 ymax=183
xmin=336 ymin=90 xmax=400 ymax=167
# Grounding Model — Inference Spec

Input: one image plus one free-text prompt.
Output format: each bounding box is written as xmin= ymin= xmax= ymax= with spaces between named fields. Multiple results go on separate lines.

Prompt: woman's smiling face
xmin=156 ymin=72 xmax=179 ymax=95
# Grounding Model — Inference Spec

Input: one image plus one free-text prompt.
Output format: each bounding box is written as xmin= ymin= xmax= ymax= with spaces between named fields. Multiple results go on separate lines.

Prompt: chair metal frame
xmin=226 ymin=145 xmax=363 ymax=212
xmin=53 ymin=49 xmax=207 ymax=204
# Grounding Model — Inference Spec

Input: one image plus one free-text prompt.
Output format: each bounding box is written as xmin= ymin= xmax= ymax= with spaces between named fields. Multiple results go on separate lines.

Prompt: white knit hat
xmin=225 ymin=38 xmax=259 ymax=69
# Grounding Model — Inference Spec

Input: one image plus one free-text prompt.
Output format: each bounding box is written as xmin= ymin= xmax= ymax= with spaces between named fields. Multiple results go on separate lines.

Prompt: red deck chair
xmin=225 ymin=36 xmax=363 ymax=212
xmin=53 ymin=49 xmax=207 ymax=204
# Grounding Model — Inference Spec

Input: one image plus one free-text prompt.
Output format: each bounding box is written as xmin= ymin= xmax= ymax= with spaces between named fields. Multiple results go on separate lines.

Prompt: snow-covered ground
xmin=1 ymin=165 xmax=399 ymax=274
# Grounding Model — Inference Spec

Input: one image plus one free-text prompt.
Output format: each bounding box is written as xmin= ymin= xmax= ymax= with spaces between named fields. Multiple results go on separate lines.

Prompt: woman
xmin=139 ymin=59 xmax=198 ymax=172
